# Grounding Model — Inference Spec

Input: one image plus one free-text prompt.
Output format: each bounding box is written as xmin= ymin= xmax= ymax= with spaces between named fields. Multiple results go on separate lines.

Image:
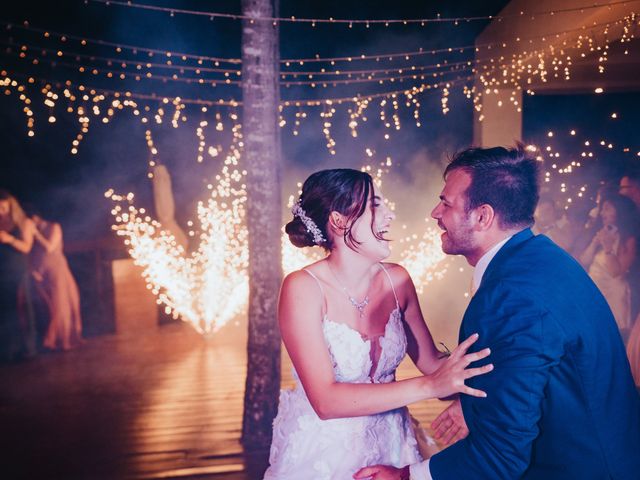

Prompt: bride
xmin=264 ymin=169 xmax=492 ymax=480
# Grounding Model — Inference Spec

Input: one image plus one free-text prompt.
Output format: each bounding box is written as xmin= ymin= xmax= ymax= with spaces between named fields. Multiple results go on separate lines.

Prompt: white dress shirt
xmin=409 ymin=235 xmax=513 ymax=480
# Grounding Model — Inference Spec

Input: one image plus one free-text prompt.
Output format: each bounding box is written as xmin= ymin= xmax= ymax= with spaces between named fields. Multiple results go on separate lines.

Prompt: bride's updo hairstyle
xmin=286 ymin=168 xmax=384 ymax=251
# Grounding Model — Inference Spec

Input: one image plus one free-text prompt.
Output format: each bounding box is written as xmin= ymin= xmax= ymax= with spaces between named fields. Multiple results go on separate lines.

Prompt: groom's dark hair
xmin=444 ymin=144 xmax=540 ymax=229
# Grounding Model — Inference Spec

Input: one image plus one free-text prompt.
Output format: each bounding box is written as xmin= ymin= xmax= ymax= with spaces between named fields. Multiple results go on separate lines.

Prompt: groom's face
xmin=431 ymin=169 xmax=477 ymax=258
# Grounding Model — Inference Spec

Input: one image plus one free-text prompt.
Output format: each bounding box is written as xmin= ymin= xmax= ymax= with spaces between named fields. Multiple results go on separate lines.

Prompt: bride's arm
xmin=386 ymin=264 xmax=444 ymax=375
xmin=279 ymin=270 xmax=492 ymax=420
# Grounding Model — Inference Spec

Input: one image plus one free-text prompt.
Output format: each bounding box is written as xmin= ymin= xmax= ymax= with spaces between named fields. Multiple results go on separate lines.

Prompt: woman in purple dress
xmin=31 ymin=215 xmax=83 ymax=351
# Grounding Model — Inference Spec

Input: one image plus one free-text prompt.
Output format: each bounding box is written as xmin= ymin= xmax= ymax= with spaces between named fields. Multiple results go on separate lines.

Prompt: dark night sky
xmin=0 ymin=1 xmax=637 ymax=244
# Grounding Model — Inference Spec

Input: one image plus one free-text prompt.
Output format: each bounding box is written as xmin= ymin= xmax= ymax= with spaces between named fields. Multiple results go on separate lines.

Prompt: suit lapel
xmin=458 ymin=228 xmax=534 ymax=343
xmin=479 ymin=228 xmax=533 ymax=289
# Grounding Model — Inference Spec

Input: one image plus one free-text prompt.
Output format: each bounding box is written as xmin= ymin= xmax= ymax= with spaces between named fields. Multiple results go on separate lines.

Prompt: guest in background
xmin=619 ymin=169 xmax=640 ymax=209
xmin=0 ymin=189 xmax=35 ymax=361
xmin=30 ymin=214 xmax=82 ymax=351
xmin=620 ymin=169 xmax=640 ymax=391
xmin=533 ymin=197 xmax=573 ymax=251
xmin=571 ymin=184 xmax=618 ymax=258
xmin=579 ymin=193 xmax=639 ymax=342
xmin=620 ymin=171 xmax=640 ymax=320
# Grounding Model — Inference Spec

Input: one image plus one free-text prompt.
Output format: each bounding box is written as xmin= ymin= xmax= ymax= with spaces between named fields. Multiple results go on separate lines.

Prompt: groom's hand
xmin=431 ymin=397 xmax=469 ymax=445
xmin=353 ymin=465 xmax=409 ymax=480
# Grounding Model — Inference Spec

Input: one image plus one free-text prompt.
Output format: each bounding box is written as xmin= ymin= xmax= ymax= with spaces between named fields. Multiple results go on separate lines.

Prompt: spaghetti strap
xmin=379 ymin=263 xmax=400 ymax=308
xmin=303 ymin=269 xmax=328 ymax=316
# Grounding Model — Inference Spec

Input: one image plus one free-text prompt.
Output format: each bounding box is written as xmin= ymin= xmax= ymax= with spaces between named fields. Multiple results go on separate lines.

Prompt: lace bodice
xmin=319 ymin=308 xmax=407 ymax=384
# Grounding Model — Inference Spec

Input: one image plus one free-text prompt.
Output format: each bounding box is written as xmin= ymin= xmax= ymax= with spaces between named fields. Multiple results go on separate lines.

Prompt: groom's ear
xmin=474 ymin=204 xmax=496 ymax=231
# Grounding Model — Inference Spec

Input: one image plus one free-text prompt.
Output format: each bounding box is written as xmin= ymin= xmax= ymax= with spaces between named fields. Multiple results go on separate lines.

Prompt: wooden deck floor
xmin=0 ymin=322 xmax=448 ymax=479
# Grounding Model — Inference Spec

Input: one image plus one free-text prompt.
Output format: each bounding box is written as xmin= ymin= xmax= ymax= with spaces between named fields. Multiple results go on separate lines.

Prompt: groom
xmin=356 ymin=145 xmax=640 ymax=479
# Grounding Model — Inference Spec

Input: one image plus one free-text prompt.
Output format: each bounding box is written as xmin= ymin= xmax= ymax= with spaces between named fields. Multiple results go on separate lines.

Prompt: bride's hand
xmin=423 ymin=333 xmax=492 ymax=399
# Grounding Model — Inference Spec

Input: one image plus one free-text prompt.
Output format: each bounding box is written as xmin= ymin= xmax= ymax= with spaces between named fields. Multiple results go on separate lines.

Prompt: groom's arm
xmin=429 ymin=283 xmax=563 ymax=479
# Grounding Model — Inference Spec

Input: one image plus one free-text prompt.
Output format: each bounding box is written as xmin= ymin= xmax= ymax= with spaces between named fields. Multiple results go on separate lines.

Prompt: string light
xmin=4 ymin=9 xmax=636 ymax=114
xmin=9 ymin=13 xmax=632 ymax=72
xmin=6 ymin=53 xmax=634 ymax=162
xmin=280 ymin=58 xmax=473 ymax=78
xmin=145 ymin=129 xmax=159 ymax=174
xmin=347 ymin=98 xmax=369 ymax=138
xmin=529 ymin=113 xmax=639 ymax=212
xmin=320 ymin=103 xmax=337 ymax=155
xmin=0 ymin=39 xmax=244 ymax=76
xmin=1 ymin=74 xmax=36 ymax=136
xmin=2 ymin=10 xmax=637 ymax=156
xmin=86 ymin=0 xmax=640 ymax=26
xmin=5 ymin=39 xmax=475 ymax=91
xmin=3 ymin=21 xmax=241 ymax=65
xmin=471 ymin=13 xmax=637 ymax=112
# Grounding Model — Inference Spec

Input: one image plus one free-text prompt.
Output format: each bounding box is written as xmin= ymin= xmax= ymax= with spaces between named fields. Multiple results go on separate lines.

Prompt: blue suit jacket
xmin=430 ymin=229 xmax=640 ymax=479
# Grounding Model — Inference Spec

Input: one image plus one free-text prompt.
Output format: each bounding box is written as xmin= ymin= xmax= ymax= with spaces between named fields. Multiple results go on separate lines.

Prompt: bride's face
xmin=348 ymin=187 xmax=395 ymax=260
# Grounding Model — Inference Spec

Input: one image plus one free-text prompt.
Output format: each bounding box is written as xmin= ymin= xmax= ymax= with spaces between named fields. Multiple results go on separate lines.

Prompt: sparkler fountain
xmin=108 ymin=155 xmax=249 ymax=335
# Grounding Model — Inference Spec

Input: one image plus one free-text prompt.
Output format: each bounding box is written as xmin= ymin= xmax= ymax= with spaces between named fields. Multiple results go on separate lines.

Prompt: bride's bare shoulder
xmin=284 ymin=258 xmax=326 ymax=283
xmin=283 ymin=269 xmax=315 ymax=287
xmin=380 ymin=262 xmax=410 ymax=279
xmin=380 ymin=262 xmax=415 ymax=293
xmin=279 ymin=269 xmax=325 ymax=325
xmin=281 ymin=264 xmax=326 ymax=299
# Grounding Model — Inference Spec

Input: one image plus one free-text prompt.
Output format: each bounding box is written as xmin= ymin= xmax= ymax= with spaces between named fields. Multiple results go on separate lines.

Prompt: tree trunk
xmin=240 ymin=0 xmax=282 ymax=450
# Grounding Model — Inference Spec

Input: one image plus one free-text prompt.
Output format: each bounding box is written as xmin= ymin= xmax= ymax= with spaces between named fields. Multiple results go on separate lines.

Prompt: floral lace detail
xmin=321 ymin=309 xmax=406 ymax=384
xmin=372 ymin=309 xmax=406 ymax=383
xmin=321 ymin=317 xmax=375 ymax=383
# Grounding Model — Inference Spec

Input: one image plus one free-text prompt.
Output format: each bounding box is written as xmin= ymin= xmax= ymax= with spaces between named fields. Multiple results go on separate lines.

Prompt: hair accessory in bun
xmin=291 ymin=200 xmax=326 ymax=245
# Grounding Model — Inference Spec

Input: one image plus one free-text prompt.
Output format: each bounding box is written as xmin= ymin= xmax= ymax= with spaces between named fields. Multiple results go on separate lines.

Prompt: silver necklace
xmin=327 ymin=262 xmax=371 ymax=317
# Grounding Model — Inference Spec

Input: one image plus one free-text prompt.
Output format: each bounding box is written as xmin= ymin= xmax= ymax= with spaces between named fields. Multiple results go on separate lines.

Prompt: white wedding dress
xmin=264 ymin=266 xmax=423 ymax=480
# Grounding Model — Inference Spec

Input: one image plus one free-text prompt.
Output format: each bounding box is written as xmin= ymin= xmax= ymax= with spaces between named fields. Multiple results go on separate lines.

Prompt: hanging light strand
xmin=0 ymin=39 xmax=244 ymax=76
xmin=7 ymin=13 xmax=634 ymax=70
xmin=3 ymin=37 xmax=481 ymax=79
xmin=2 ymin=21 xmax=242 ymax=65
xmin=3 ymin=43 xmax=472 ymax=88
xmin=85 ymin=0 xmax=640 ymax=26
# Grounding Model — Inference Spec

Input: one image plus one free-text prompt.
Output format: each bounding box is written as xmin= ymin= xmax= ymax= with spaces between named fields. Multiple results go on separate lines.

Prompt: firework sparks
xmin=108 ymin=157 xmax=249 ymax=335
xmin=399 ymin=226 xmax=448 ymax=294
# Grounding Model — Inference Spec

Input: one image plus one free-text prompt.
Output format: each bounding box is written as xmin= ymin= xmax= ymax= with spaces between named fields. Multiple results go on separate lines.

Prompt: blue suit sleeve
xmin=429 ymin=282 xmax=565 ymax=479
